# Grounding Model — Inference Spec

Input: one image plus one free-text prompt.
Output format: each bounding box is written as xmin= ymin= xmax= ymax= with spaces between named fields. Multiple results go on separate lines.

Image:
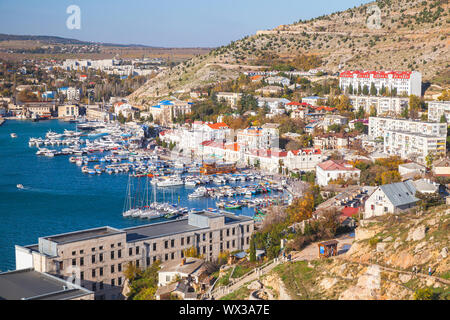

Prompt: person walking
xmin=428 ymin=266 xmax=432 ymax=276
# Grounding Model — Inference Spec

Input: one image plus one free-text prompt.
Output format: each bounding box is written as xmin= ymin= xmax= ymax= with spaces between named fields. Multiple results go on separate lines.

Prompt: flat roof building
xmin=15 ymin=211 xmax=254 ymax=300
xmin=0 ymin=268 xmax=93 ymax=300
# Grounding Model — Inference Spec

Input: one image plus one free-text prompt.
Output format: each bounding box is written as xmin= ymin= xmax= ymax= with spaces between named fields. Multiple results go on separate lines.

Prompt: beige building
xmin=86 ymin=106 xmax=113 ymax=122
xmin=58 ymin=105 xmax=79 ymax=119
xmin=15 ymin=211 xmax=254 ymax=300
xmin=216 ymin=92 xmax=242 ymax=108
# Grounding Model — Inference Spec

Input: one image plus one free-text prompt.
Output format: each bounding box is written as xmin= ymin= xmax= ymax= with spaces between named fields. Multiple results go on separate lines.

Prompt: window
xmin=118 ymin=277 xmax=122 ymax=286
xmin=171 ymin=252 xmax=174 ymax=260
xmin=202 ymin=246 xmax=206 ymax=254
xmin=99 ymin=281 xmax=104 ymax=290
xmin=202 ymin=234 xmax=206 ymax=242
xmin=227 ymin=241 xmax=229 ymax=249
xmin=80 ymin=257 xmax=84 ymax=266
xmin=153 ymin=256 xmax=156 ymax=262
xmin=129 ymin=248 xmax=133 ymax=256
xmin=80 ymin=250 xmax=84 ymax=254
xmin=92 ymin=269 xmax=96 ymax=277
xmin=136 ymin=260 xmax=140 ymax=267
xmin=165 ymin=254 xmax=168 ymax=261
xmin=165 ymin=241 xmax=168 ymax=249
xmin=226 ymin=229 xmax=230 ymax=237
xmin=99 ymin=267 xmax=103 ymax=276
xmin=118 ymin=263 xmax=122 ymax=272
xmin=99 ymin=246 xmax=103 ymax=250
xmin=72 ymin=259 xmax=76 ymax=266
xmin=246 ymin=237 xmax=249 ymax=245
xmin=232 ymin=228 xmax=235 ymax=236
xmin=111 ymin=279 xmax=115 ymax=287
xmin=232 ymin=240 xmax=235 ymax=247
xmin=80 ymin=271 xmax=84 ymax=281
xmin=146 ymin=257 xmax=150 ymax=266
xmin=209 ymin=232 xmax=212 ymax=239
xmin=111 ymin=265 xmax=115 ymax=274
xmin=118 ymin=250 xmax=122 ymax=258
xmin=111 ymin=251 xmax=115 ymax=260
xmin=72 ymin=251 xmax=76 ymax=256
xmin=181 ymin=250 xmax=184 ymax=258
xmin=166 ymin=275 xmax=171 ymax=282
xmin=92 ymin=255 xmax=96 ymax=264
xmin=153 ymin=243 xmax=156 ymax=251
xmin=187 ymin=237 xmax=190 ymax=245
xmin=91 ymin=248 xmax=96 ymax=252
xmin=181 ymin=237 xmax=184 ymax=246
xmin=118 ymin=242 xmax=122 ymax=247
xmin=136 ymin=246 xmax=140 ymax=255
xmin=99 ymin=253 xmax=103 ymax=262
xmin=171 ymin=239 xmax=175 ymax=248
xmin=246 ymin=225 xmax=250 ymax=233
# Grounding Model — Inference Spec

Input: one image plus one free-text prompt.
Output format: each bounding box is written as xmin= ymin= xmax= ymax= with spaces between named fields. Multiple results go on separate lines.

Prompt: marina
xmin=0 ymin=120 xmax=290 ymax=271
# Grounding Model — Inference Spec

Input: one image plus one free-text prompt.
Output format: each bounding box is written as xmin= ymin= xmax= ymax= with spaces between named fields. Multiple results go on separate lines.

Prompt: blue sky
xmin=0 ymin=0 xmax=371 ymax=47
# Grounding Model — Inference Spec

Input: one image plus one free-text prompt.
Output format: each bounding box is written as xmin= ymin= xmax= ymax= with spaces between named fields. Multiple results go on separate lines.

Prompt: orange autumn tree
xmin=286 ymin=192 xmax=315 ymax=224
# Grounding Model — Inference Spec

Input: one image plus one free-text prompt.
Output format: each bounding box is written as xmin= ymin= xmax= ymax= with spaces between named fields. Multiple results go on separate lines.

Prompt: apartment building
xmin=265 ymin=76 xmax=290 ymax=86
xmin=348 ymin=95 xmax=408 ymax=115
xmin=339 ymin=71 xmax=422 ymax=97
xmin=149 ymin=99 xmax=192 ymax=124
xmin=236 ymin=124 xmax=280 ymax=151
xmin=368 ymin=117 xmax=447 ymax=140
xmin=216 ymin=92 xmax=242 ymax=108
xmin=383 ymin=130 xmax=446 ymax=164
xmin=322 ymin=115 xmax=348 ymax=130
xmin=15 ymin=211 xmax=254 ymax=300
xmin=428 ymin=101 xmax=450 ymax=123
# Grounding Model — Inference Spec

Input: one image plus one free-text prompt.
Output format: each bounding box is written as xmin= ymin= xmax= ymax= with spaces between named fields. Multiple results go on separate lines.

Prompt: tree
xmin=355 ymin=106 xmax=365 ymax=119
xmin=118 ymin=111 xmax=126 ymax=124
xmin=362 ymin=85 xmax=369 ymax=96
xmin=437 ymin=89 xmax=450 ymax=101
xmin=370 ymin=83 xmax=377 ymax=96
xmin=369 ymin=105 xmax=377 ymax=117
xmin=401 ymin=105 xmax=409 ymax=118
xmin=286 ymin=192 xmax=315 ymax=223
xmin=249 ymin=237 xmax=257 ymax=262
xmin=439 ymin=114 xmax=447 ymax=123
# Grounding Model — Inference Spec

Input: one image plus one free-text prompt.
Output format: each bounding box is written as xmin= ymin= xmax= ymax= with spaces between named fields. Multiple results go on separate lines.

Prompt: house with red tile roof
xmin=316 ymin=160 xmax=360 ymax=186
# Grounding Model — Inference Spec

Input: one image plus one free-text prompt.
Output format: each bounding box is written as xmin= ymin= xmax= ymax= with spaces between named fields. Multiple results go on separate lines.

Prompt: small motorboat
xmin=17 ymin=184 xmax=24 ymax=189
xmin=11 ymin=133 xmax=17 ymax=138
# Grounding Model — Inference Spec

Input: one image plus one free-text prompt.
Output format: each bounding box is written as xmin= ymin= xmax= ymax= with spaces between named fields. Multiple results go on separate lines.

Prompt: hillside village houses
xmin=339 ymin=70 xmax=422 ymax=97
xmin=301 ymin=96 xmax=326 ymax=106
xmin=313 ymin=133 xmax=350 ymax=150
xmin=368 ymin=117 xmax=447 ymax=164
xmin=256 ymin=97 xmax=290 ymax=116
xmin=322 ymin=114 xmax=348 ymax=131
xmin=265 ymin=76 xmax=290 ymax=86
xmin=427 ymin=101 xmax=450 ymax=123
xmin=255 ymin=85 xmax=284 ymax=96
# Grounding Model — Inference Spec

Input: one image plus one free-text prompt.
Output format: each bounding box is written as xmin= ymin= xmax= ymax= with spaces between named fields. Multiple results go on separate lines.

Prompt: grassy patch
xmin=231 ymin=265 xmax=254 ymax=279
xmin=220 ymin=286 xmax=251 ymax=300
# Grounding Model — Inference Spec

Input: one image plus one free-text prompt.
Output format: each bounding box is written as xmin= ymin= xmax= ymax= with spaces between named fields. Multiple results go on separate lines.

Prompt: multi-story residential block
xmin=216 ymin=92 xmax=242 ymax=107
xmin=316 ymin=160 xmax=361 ymax=186
xmin=15 ymin=211 xmax=254 ymax=300
xmin=237 ymin=124 xmax=279 ymax=151
xmin=339 ymin=71 xmax=422 ymax=97
xmin=427 ymin=101 xmax=450 ymax=123
xmin=86 ymin=106 xmax=113 ymax=122
xmin=348 ymin=95 xmax=408 ymax=115
xmin=368 ymin=117 xmax=447 ymax=139
xmin=255 ymin=86 xmax=283 ymax=96
xmin=369 ymin=117 xmax=447 ymax=164
xmin=149 ymin=99 xmax=192 ymax=124
xmin=313 ymin=133 xmax=349 ymax=150
xmin=383 ymin=130 xmax=446 ymax=164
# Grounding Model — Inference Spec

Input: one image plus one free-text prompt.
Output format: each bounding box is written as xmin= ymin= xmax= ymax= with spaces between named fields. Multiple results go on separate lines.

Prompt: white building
xmin=368 ymin=117 xmax=447 ymax=140
xmin=428 ymin=101 xmax=450 ymax=123
xmin=364 ymin=181 xmax=419 ymax=219
xmin=302 ymin=96 xmax=326 ymax=106
xmin=236 ymin=124 xmax=279 ymax=151
xmin=256 ymin=97 xmax=290 ymax=115
xmin=316 ymin=160 xmax=361 ymax=186
xmin=216 ymin=92 xmax=242 ymax=107
xmin=265 ymin=76 xmax=290 ymax=86
xmin=157 ymin=257 xmax=205 ymax=287
xmin=348 ymin=95 xmax=408 ymax=115
xmin=339 ymin=71 xmax=422 ymax=97
xmin=322 ymin=115 xmax=348 ymax=130
xmin=398 ymin=162 xmax=426 ymax=177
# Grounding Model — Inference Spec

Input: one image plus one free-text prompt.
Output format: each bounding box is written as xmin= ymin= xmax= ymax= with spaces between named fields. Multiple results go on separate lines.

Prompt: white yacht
xmin=10 ymin=133 xmax=17 ymax=138
xmin=157 ymin=176 xmax=184 ymax=187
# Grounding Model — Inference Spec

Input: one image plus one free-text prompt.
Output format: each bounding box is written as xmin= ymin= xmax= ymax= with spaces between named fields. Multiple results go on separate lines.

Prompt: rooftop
xmin=42 ymin=226 xmax=124 ymax=245
xmin=0 ymin=269 xmax=92 ymax=300
xmin=159 ymin=257 xmax=204 ymax=275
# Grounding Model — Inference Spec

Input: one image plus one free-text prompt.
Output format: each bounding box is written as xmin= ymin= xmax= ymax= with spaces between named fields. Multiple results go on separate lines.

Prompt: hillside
xmin=129 ymin=0 xmax=450 ymax=104
xmin=225 ymin=204 xmax=449 ymax=300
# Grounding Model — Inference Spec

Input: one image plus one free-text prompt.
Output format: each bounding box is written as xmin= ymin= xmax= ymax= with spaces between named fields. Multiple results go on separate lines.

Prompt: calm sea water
xmin=0 ymin=120 xmax=261 ymax=271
